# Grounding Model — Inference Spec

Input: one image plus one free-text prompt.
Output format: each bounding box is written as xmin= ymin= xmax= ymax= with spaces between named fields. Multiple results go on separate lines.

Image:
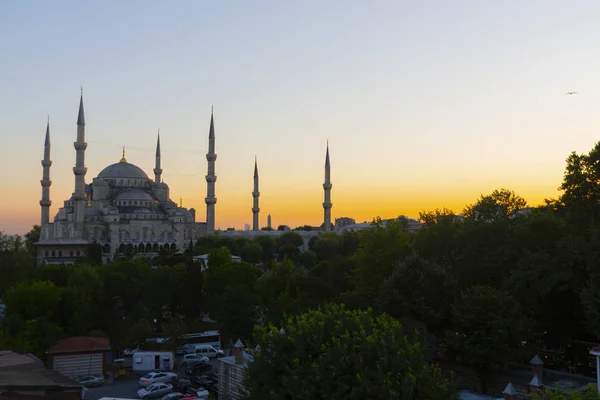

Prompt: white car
xmin=181 ymin=354 xmax=209 ymax=368
xmin=138 ymin=382 xmax=173 ymax=399
xmin=138 ymin=371 xmax=178 ymax=387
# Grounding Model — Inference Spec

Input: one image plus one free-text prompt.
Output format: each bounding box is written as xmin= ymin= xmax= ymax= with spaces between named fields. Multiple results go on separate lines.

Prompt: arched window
xmin=127 ymin=244 xmax=133 ymax=253
xmin=138 ymin=243 xmax=145 ymax=253
xmin=145 ymin=243 xmax=151 ymax=253
xmin=102 ymin=244 xmax=110 ymax=254
xmin=152 ymin=243 xmax=159 ymax=252
xmin=119 ymin=244 xmax=125 ymax=253
xmin=170 ymin=243 xmax=177 ymax=251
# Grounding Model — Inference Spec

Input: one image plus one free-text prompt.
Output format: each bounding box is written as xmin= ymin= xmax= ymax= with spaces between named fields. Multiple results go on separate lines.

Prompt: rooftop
xmin=0 ymin=351 xmax=44 ymax=371
xmin=46 ymin=336 xmax=110 ymax=354
xmin=0 ymin=368 xmax=79 ymax=389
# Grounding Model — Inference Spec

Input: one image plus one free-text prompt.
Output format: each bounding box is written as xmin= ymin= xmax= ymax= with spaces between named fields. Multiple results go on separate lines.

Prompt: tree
xmin=24 ymin=225 xmax=41 ymax=258
xmin=351 ymin=218 xmax=410 ymax=293
xmin=463 ymin=188 xmax=527 ymax=222
xmin=530 ymin=386 xmax=600 ymax=399
xmin=377 ymin=255 xmax=456 ymax=335
xmin=207 ymin=246 xmax=232 ymax=269
xmin=245 ymin=303 xmax=457 ymax=400
xmin=240 ymin=242 xmax=262 ymax=264
xmin=446 ymin=285 xmax=530 ymax=393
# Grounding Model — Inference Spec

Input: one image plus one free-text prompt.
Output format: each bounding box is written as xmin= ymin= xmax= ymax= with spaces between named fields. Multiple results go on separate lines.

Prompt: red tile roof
xmin=45 ymin=336 xmax=110 ymax=354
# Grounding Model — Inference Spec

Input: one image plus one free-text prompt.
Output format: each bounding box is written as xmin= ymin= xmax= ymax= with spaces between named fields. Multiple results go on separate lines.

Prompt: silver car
xmin=138 ymin=371 xmax=178 ymax=387
xmin=137 ymin=382 xmax=173 ymax=399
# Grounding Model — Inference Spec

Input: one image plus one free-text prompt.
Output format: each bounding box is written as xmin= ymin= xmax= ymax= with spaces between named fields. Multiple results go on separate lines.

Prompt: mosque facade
xmin=35 ymin=94 xmax=332 ymax=266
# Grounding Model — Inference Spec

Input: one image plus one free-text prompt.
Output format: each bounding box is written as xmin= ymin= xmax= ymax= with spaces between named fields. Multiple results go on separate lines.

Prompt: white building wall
xmin=132 ymin=351 xmax=174 ymax=371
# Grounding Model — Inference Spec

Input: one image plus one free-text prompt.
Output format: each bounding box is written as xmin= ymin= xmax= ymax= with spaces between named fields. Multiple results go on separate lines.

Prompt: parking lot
xmin=83 ymin=358 xmax=218 ymax=400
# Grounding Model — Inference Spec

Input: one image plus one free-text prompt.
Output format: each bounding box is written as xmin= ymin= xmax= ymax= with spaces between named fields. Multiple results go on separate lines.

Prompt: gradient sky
xmin=2 ymin=1 xmax=600 ymax=234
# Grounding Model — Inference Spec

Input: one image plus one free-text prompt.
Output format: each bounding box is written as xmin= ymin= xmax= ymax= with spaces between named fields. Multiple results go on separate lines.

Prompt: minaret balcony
xmin=323 ymin=202 xmax=332 ymax=209
xmin=323 ymin=183 xmax=332 ymax=190
xmin=206 ymin=154 xmax=217 ymax=162
xmin=41 ymin=160 xmax=52 ymax=167
xmin=73 ymin=141 xmax=88 ymax=151
xmin=73 ymin=166 xmax=88 ymax=175
xmin=40 ymin=179 xmax=52 ymax=187
xmin=252 ymin=191 xmax=260 ymax=197
xmin=205 ymin=175 xmax=217 ymax=183
xmin=39 ymin=199 xmax=52 ymax=207
xmin=205 ymin=197 xmax=217 ymax=205
xmin=252 ymin=207 xmax=260 ymax=213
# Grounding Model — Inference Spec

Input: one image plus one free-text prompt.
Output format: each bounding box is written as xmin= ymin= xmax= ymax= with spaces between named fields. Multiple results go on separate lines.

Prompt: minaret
xmin=73 ymin=90 xmax=88 ymax=238
xmin=323 ymin=142 xmax=332 ymax=232
xmin=252 ymin=157 xmax=260 ymax=231
xmin=40 ymin=117 xmax=52 ymax=227
xmin=154 ymin=129 xmax=162 ymax=183
xmin=205 ymin=107 xmax=217 ymax=234
xmin=267 ymin=214 xmax=272 ymax=230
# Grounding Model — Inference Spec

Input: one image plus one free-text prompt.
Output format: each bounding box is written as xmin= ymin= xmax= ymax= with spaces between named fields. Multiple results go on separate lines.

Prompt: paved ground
xmin=83 ymin=359 xmax=218 ymax=400
xmin=84 ymin=378 xmax=140 ymax=400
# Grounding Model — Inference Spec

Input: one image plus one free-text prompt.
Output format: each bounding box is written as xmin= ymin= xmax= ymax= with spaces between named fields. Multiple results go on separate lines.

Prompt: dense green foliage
xmin=3 ymin=141 xmax=600 ymax=395
xmin=245 ymin=303 xmax=458 ymax=400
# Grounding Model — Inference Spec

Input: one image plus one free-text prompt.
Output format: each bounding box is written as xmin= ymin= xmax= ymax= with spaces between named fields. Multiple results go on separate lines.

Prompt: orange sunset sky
xmin=2 ymin=1 xmax=600 ymax=235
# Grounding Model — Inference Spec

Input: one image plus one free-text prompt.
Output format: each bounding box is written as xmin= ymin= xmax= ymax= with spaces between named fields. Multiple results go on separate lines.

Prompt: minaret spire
xmin=205 ymin=107 xmax=217 ymax=234
xmin=154 ymin=129 xmax=162 ymax=183
xmin=323 ymin=141 xmax=332 ymax=232
xmin=252 ymin=156 xmax=260 ymax=231
xmin=40 ymin=118 xmax=52 ymax=228
xmin=73 ymin=91 xmax=88 ymax=238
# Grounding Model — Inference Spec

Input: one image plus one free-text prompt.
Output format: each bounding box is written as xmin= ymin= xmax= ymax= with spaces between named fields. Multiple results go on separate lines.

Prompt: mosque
xmin=35 ymin=93 xmax=333 ymax=266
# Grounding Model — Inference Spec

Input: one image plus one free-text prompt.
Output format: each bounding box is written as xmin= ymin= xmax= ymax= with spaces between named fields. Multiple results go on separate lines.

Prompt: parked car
xmin=75 ymin=374 xmax=106 ymax=387
xmin=181 ymin=354 xmax=209 ymax=368
xmin=186 ymin=363 xmax=212 ymax=376
xmin=139 ymin=371 xmax=178 ymax=387
xmin=194 ymin=345 xmax=224 ymax=359
xmin=160 ymin=392 xmax=186 ymax=400
xmin=138 ymin=382 xmax=173 ymax=399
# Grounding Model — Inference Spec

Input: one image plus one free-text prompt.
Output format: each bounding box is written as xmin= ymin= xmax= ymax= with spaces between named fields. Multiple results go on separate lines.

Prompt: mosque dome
xmin=115 ymin=189 xmax=154 ymax=201
xmin=97 ymin=160 xmax=149 ymax=180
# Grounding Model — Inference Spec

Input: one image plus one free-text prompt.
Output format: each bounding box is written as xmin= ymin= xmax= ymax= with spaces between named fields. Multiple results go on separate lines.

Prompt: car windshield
xmin=143 ymin=373 xmax=155 ymax=378
xmin=146 ymin=384 xmax=157 ymax=390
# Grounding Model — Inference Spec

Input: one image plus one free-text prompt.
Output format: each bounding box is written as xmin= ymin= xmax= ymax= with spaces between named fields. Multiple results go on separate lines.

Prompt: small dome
xmin=115 ymin=189 xmax=154 ymax=201
xmin=156 ymin=182 xmax=169 ymax=189
xmin=97 ymin=161 xmax=149 ymax=180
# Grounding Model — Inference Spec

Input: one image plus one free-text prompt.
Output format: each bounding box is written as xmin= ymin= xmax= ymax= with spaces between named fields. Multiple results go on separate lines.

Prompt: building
xmin=216 ymin=339 xmax=253 ymax=400
xmin=0 ymin=369 xmax=82 ymax=400
xmin=35 ymin=94 xmax=334 ymax=265
xmin=0 ymin=350 xmax=44 ymax=372
xmin=46 ymin=336 xmax=111 ymax=379
xmin=131 ymin=351 xmax=174 ymax=371
xmin=334 ymin=217 xmax=355 ymax=230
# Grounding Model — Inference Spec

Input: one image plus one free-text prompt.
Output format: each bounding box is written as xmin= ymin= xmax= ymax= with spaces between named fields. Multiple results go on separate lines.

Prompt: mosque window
xmin=77 ymin=250 xmax=81 ymax=256
xmin=51 ymin=251 xmax=56 ymax=257
xmin=45 ymin=251 xmax=49 ymax=257
xmin=70 ymin=251 xmax=73 ymax=256
xmin=58 ymin=251 xmax=62 ymax=257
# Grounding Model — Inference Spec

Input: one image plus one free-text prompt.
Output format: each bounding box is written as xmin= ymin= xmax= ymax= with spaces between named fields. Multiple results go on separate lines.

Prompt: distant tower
xmin=154 ymin=129 xmax=162 ymax=183
xmin=252 ymin=157 xmax=260 ymax=231
xmin=323 ymin=142 xmax=332 ymax=232
xmin=40 ymin=118 xmax=52 ymax=228
xmin=73 ymin=91 xmax=88 ymax=238
xmin=205 ymin=108 xmax=217 ymax=234
xmin=267 ymin=214 xmax=272 ymax=230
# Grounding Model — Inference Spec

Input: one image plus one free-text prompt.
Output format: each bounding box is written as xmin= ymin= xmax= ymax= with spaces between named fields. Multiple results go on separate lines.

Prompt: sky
xmin=1 ymin=0 xmax=600 ymax=234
